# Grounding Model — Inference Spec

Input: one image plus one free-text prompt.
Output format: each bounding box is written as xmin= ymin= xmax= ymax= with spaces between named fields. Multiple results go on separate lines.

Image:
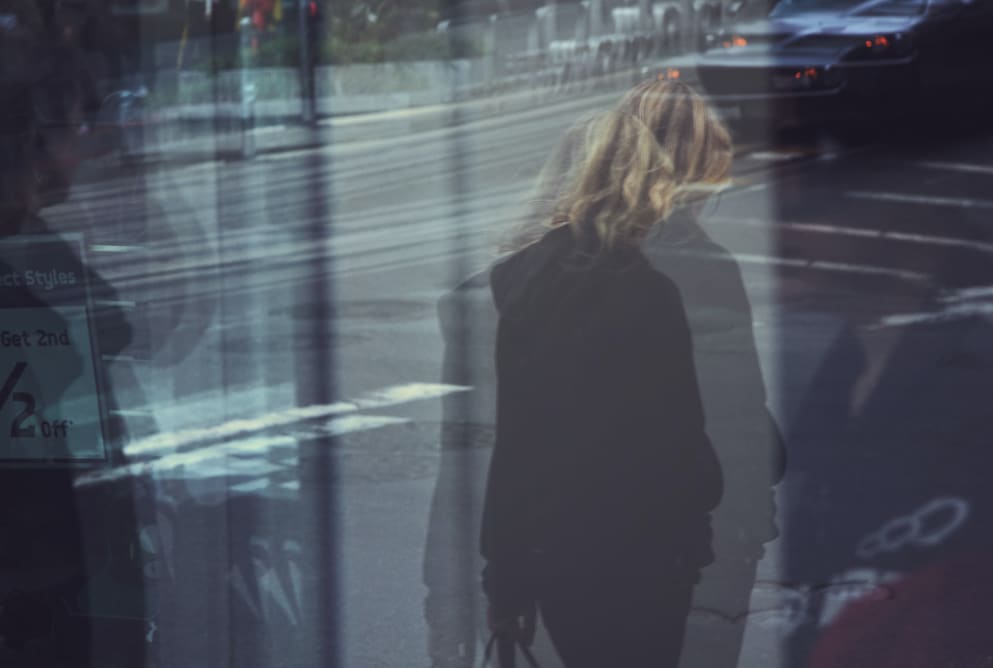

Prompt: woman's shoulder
xmin=611 ymin=255 xmax=687 ymax=312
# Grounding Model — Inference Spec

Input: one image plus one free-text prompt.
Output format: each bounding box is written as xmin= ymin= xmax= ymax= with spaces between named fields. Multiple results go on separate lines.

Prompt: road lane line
xmin=122 ymin=382 xmax=470 ymax=458
xmin=941 ymin=285 xmax=993 ymax=303
xmin=77 ymin=435 xmax=296 ymax=487
xmin=734 ymin=253 xmax=929 ymax=282
xmin=707 ymin=216 xmax=993 ymax=253
xmin=873 ymin=302 xmax=993 ymax=329
xmin=250 ymin=125 xmax=287 ymax=136
xmin=882 ymin=230 xmax=993 ymax=253
xmin=93 ymin=299 xmax=137 ymax=308
xmin=230 ymin=478 xmax=272 ymax=494
xmin=91 ymin=244 xmax=146 ymax=253
xmin=913 ymin=161 xmax=993 ymax=176
xmin=660 ymin=245 xmax=928 ymax=282
xmin=77 ymin=412 xmax=418 ymax=488
xmin=721 ymin=182 xmax=769 ymax=198
xmin=747 ymin=150 xmax=806 ymax=162
xmin=708 ymin=216 xmax=881 ymax=239
xmin=805 ymin=259 xmax=926 ymax=281
xmin=846 ymin=191 xmax=993 ymax=210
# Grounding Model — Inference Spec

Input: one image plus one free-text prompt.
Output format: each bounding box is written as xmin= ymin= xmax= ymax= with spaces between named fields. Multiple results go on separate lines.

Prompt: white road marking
xmin=805 ymin=259 xmax=925 ymax=282
xmin=882 ymin=230 xmax=993 ymax=253
xmin=913 ymin=161 xmax=993 ymax=176
xmin=123 ymin=382 xmax=469 ymax=459
xmin=846 ymin=191 xmax=993 ymax=210
xmin=77 ymin=412 xmax=414 ymax=487
xmin=90 ymin=244 xmax=145 ymax=253
xmin=93 ymin=299 xmax=137 ymax=308
xmin=941 ymin=285 xmax=993 ymax=303
xmin=230 ymin=478 xmax=272 ymax=494
xmin=76 ymin=435 xmax=297 ymax=487
xmin=348 ymin=383 xmax=468 ymax=410
xmin=721 ymin=182 xmax=769 ymax=198
xmin=123 ymin=403 xmax=355 ymax=458
xmin=733 ymin=253 xmax=928 ymax=282
xmin=748 ymin=150 xmax=805 ymax=162
xmin=323 ymin=414 xmax=409 ymax=436
xmin=103 ymin=355 xmax=145 ymax=365
xmin=670 ymin=243 xmax=930 ymax=283
xmin=873 ymin=301 xmax=993 ymax=328
xmin=251 ymin=124 xmax=287 ymax=135
xmin=707 ymin=215 xmax=993 ymax=253
xmin=872 ymin=284 xmax=993 ymax=328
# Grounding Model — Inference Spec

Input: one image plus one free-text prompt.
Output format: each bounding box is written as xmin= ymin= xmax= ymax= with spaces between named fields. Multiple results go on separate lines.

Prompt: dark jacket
xmin=645 ymin=214 xmax=786 ymax=555
xmin=481 ymin=224 xmax=723 ymax=605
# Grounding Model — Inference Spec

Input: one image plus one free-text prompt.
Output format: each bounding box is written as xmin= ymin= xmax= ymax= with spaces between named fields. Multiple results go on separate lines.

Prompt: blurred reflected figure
xmin=424 ymin=269 xmax=498 ymax=667
xmin=644 ymin=210 xmax=786 ymax=668
xmin=0 ymin=8 xmax=145 ymax=665
xmin=481 ymin=110 xmax=723 ymax=668
xmin=619 ymin=81 xmax=787 ymax=668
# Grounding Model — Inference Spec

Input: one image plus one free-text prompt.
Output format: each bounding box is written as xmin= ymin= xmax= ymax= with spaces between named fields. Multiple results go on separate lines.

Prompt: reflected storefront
xmin=2 ymin=0 xmax=993 ymax=666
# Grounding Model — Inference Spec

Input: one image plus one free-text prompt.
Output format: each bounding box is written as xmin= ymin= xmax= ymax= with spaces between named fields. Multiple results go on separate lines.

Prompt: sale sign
xmin=0 ymin=235 xmax=107 ymax=463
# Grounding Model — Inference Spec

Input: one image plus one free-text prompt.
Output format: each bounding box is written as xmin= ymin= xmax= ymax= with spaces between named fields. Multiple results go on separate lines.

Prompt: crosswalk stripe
xmin=91 ymin=244 xmax=146 ymax=253
xmin=873 ymin=302 xmax=993 ymax=328
xmin=727 ymin=252 xmax=930 ymax=283
xmin=847 ymin=191 xmax=993 ymax=210
xmin=122 ymin=382 xmax=469 ymax=459
xmin=747 ymin=150 xmax=806 ymax=162
xmin=913 ymin=161 xmax=993 ymax=176
xmin=707 ymin=216 xmax=993 ymax=254
xmin=76 ymin=410 xmax=428 ymax=488
xmin=76 ymin=435 xmax=297 ymax=487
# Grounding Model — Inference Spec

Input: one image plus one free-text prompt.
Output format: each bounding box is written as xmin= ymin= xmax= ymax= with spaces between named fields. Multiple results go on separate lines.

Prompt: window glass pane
xmin=2 ymin=0 xmax=992 ymax=665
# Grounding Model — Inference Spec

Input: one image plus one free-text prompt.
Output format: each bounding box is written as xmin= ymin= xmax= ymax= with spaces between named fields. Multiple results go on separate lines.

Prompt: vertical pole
xmin=589 ymin=0 xmax=604 ymax=36
xmin=298 ymin=0 xmax=316 ymax=125
xmin=292 ymin=125 xmax=338 ymax=668
xmin=239 ymin=17 xmax=256 ymax=159
xmin=444 ymin=0 xmax=479 ymax=663
xmin=484 ymin=15 xmax=497 ymax=88
xmin=291 ymin=33 xmax=336 ymax=664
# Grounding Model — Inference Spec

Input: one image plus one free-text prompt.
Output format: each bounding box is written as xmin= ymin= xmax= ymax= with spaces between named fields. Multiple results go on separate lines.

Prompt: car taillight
xmin=771 ymin=66 xmax=844 ymax=92
xmin=847 ymin=33 xmax=913 ymax=60
xmin=704 ymin=32 xmax=750 ymax=51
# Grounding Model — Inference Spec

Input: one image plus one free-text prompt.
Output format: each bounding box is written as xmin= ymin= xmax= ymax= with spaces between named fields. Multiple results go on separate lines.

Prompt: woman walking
xmin=481 ymin=92 xmax=731 ymax=667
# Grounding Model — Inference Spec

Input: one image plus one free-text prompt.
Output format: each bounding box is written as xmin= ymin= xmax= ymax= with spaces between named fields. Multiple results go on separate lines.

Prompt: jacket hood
xmin=492 ymin=214 xmax=700 ymax=319
xmin=490 ymin=224 xmax=578 ymax=319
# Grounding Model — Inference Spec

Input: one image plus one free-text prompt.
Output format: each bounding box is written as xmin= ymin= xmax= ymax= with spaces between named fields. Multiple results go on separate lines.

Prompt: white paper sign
xmin=0 ymin=236 xmax=107 ymax=463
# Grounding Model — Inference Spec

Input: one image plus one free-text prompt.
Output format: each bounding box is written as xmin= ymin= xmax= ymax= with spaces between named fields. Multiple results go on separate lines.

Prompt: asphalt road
xmin=31 ymin=91 xmax=993 ymax=668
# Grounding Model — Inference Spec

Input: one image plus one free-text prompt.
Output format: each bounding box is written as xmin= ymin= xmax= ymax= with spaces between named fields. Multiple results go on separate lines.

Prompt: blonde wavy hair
xmin=618 ymin=80 xmax=733 ymax=195
xmin=504 ymin=80 xmax=732 ymax=253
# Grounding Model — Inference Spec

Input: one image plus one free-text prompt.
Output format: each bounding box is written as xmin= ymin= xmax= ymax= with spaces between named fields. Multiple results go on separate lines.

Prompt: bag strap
xmin=482 ymin=633 xmax=541 ymax=668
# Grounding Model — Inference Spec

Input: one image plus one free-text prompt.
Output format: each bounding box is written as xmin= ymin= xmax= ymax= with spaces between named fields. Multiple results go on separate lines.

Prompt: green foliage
xmin=381 ymin=31 xmax=484 ymax=62
xmin=328 ymin=1 xmax=442 ymax=46
xmin=189 ymin=1 xmax=482 ymax=69
xmin=325 ymin=1 xmax=466 ymax=63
